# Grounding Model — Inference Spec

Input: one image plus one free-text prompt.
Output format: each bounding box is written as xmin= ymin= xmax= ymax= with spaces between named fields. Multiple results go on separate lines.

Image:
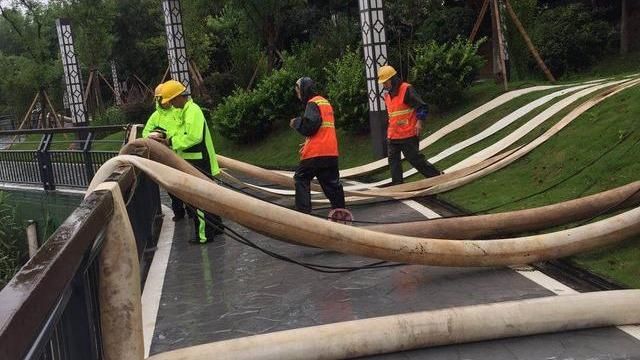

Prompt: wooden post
xmin=470 ymin=0 xmax=490 ymax=42
xmin=26 ymin=220 xmax=38 ymax=258
xmin=98 ymin=72 xmax=118 ymax=97
xmin=503 ymin=0 xmax=556 ymax=82
xmin=42 ymin=90 xmax=63 ymax=129
xmin=83 ymin=70 xmax=94 ymax=104
xmin=133 ymin=74 xmax=153 ymax=96
xmin=161 ymin=65 xmax=170 ymax=83
xmin=491 ymin=0 xmax=508 ymax=90
xmin=621 ymin=0 xmax=629 ymax=55
xmin=17 ymin=92 xmax=40 ymax=131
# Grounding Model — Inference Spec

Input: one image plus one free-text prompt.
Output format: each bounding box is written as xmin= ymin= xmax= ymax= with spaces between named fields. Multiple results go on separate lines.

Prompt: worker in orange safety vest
xmin=289 ymin=77 xmax=345 ymax=214
xmin=378 ymin=65 xmax=441 ymax=184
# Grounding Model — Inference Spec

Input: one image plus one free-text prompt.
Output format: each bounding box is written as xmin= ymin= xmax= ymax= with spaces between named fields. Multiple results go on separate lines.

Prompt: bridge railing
xmin=0 ymin=164 xmax=162 ymax=360
xmin=0 ymin=125 xmax=135 ymax=190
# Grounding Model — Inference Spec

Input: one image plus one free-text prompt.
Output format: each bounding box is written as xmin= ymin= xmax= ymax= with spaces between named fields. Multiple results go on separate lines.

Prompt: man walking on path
xmin=378 ymin=65 xmax=441 ymax=185
xmin=159 ymin=80 xmax=224 ymax=244
xmin=144 ymin=83 xmax=186 ymax=221
xmin=289 ymin=77 xmax=346 ymax=215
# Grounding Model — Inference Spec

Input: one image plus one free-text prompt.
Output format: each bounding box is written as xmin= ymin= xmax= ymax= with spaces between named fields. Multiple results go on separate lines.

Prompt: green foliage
xmin=229 ymin=36 xmax=268 ymax=89
xmin=111 ymin=0 xmax=166 ymax=85
xmin=531 ymin=3 xmax=615 ymax=77
xmin=68 ymin=0 xmax=116 ymax=68
xmin=120 ymin=101 xmax=154 ymax=125
xmin=410 ymin=37 xmax=485 ymax=109
xmin=254 ymin=68 xmax=298 ymax=124
xmin=415 ymin=5 xmax=475 ymax=44
xmin=0 ymin=193 xmax=25 ymax=289
xmin=505 ymin=0 xmax=537 ymax=80
xmin=203 ymin=3 xmax=241 ymax=73
xmin=211 ymin=87 xmax=268 ymax=143
xmin=93 ymin=106 xmax=126 ymax=126
xmin=203 ymin=72 xmax=236 ymax=104
xmin=212 ymin=67 xmax=298 ymax=143
xmin=325 ymin=49 xmax=369 ymax=134
xmin=281 ymin=42 xmax=327 ymax=87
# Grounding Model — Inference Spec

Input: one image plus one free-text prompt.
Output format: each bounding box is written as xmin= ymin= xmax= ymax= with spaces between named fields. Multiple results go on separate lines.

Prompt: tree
xmin=111 ymin=0 xmax=166 ymax=86
xmin=230 ymin=0 xmax=308 ymax=71
xmin=0 ymin=1 xmax=64 ymax=118
xmin=621 ymin=0 xmax=629 ymax=55
xmin=65 ymin=0 xmax=116 ymax=70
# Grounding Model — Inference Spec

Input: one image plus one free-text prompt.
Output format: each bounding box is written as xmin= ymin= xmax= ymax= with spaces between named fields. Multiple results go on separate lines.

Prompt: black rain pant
xmin=294 ymin=163 xmax=345 ymax=214
xmin=388 ymin=136 xmax=441 ymax=185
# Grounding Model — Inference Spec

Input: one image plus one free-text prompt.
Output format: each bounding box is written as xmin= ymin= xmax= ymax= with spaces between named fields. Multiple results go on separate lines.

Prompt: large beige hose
xmin=122 ymin=139 xmax=640 ymax=240
xmin=427 ymin=78 xmax=640 ymax=195
xmin=91 ymin=182 xmax=144 ymax=360
xmin=369 ymin=181 xmax=640 ymax=238
xmin=89 ymin=155 xmax=640 ymax=267
xmin=147 ymin=290 xmax=640 ymax=360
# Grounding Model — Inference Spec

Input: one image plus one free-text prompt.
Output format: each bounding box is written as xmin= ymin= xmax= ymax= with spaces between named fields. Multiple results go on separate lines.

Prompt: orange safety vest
xmin=300 ymin=96 xmax=339 ymax=160
xmin=384 ymin=82 xmax=418 ymax=140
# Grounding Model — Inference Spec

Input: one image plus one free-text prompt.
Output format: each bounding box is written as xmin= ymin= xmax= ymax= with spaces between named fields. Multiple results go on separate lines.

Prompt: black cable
xmin=468 ymin=130 xmax=637 ymax=215
xmin=184 ymin=204 xmax=406 ymax=273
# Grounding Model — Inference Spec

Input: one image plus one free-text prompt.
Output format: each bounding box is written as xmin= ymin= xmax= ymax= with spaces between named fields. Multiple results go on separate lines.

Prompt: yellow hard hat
xmin=377 ymin=65 xmax=397 ymax=84
xmin=154 ymin=83 xmax=164 ymax=97
xmin=160 ymin=80 xmax=187 ymax=104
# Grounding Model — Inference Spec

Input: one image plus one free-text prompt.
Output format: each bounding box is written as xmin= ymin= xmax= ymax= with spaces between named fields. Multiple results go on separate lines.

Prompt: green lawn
xmin=9 ymin=132 xmax=124 ymax=152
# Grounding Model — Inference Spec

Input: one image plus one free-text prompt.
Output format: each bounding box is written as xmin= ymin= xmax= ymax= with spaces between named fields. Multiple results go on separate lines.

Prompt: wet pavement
xmin=150 ymin=186 xmax=640 ymax=359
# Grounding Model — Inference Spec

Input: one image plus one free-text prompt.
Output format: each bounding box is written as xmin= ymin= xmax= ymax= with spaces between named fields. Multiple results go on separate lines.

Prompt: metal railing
xmin=0 ymin=165 xmax=162 ymax=360
xmin=0 ymin=125 xmax=134 ymax=190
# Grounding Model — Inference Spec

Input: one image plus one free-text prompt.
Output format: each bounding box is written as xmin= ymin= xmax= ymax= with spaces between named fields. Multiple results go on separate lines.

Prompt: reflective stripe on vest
xmin=300 ymin=96 xmax=339 ymax=160
xmin=384 ymin=82 xmax=418 ymax=140
xmin=180 ymin=151 xmax=203 ymax=160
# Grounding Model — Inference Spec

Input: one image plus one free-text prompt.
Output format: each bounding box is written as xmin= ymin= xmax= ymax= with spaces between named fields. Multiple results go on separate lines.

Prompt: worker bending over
xmin=143 ymin=83 xmax=186 ymax=221
xmin=158 ymin=80 xmax=224 ymax=244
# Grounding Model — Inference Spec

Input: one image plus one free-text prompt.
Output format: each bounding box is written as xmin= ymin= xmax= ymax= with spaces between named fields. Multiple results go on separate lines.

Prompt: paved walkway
xmin=146 ymin=187 xmax=640 ymax=359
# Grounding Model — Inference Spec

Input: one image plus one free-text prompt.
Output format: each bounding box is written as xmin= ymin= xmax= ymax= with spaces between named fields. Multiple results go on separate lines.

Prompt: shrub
xmin=325 ymin=49 xmax=369 ymax=134
xmin=254 ymin=68 xmax=299 ymax=125
xmin=531 ymin=3 xmax=614 ymax=77
xmin=123 ymin=101 xmax=155 ymax=125
xmin=410 ymin=37 xmax=485 ymax=109
xmin=212 ymin=68 xmax=299 ymax=143
xmin=92 ymin=106 xmax=126 ymax=127
xmin=211 ymin=87 xmax=269 ymax=143
xmin=0 ymin=193 xmax=25 ymax=289
xmin=204 ymin=72 xmax=236 ymax=105
xmin=281 ymin=42 xmax=328 ymax=87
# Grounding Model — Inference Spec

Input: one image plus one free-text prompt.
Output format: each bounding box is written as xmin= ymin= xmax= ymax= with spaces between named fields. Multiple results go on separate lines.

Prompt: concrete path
xmin=145 ymin=190 xmax=640 ymax=359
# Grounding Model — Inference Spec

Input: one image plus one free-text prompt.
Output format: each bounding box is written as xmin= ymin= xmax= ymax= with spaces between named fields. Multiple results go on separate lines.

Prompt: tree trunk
xmin=504 ymin=0 xmax=556 ymax=82
xmin=621 ymin=0 xmax=629 ymax=55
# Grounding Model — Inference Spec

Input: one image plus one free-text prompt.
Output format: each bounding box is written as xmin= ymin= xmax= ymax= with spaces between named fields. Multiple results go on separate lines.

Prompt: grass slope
xmin=440 ymin=84 xmax=640 ymax=288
